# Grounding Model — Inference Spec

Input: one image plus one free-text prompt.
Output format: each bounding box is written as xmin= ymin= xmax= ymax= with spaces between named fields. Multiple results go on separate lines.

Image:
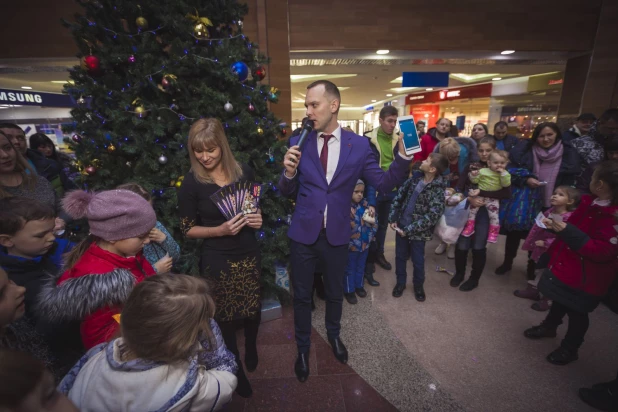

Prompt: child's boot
xmin=526 ymin=259 xmax=536 ymax=280
xmin=514 ymin=284 xmax=541 ymax=301
xmin=531 ymin=297 xmax=551 ymax=311
xmin=487 ymin=225 xmax=500 ymax=243
xmin=461 ymin=220 xmax=476 ymax=237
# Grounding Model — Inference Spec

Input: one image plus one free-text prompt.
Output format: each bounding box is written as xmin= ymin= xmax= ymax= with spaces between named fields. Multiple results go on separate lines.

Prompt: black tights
xmin=544 ymin=301 xmax=590 ymax=351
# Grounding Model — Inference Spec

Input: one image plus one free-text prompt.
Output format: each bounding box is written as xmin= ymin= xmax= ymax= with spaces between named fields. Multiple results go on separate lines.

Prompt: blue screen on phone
xmin=399 ymin=118 xmax=421 ymax=152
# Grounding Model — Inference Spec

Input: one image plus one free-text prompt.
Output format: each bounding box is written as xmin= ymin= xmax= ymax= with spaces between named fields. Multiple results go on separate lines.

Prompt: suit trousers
xmin=291 ymin=231 xmax=349 ymax=353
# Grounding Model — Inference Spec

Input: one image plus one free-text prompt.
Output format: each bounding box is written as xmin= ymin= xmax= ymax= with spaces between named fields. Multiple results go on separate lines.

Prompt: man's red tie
xmin=319 ymin=134 xmax=333 ymax=229
xmin=320 ymin=134 xmax=333 ymax=175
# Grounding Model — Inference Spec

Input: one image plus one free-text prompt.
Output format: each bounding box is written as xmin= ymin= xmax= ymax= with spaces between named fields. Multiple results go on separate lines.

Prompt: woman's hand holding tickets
xmin=220 ymin=213 xmax=247 ymax=236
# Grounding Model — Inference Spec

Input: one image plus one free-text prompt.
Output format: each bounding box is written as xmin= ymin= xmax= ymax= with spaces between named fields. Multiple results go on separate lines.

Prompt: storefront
xmin=0 ymin=88 xmax=77 ymax=150
xmin=405 ymin=83 xmax=492 ymax=136
xmin=499 ymin=105 xmax=558 ymax=139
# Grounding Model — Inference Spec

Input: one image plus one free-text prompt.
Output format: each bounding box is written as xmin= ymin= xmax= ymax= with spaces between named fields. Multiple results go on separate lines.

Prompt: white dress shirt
xmin=318 ymin=126 xmax=342 ymax=227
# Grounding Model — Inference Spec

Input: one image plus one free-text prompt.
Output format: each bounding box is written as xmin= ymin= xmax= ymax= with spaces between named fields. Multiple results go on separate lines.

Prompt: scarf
xmin=532 ymin=141 xmax=564 ymax=208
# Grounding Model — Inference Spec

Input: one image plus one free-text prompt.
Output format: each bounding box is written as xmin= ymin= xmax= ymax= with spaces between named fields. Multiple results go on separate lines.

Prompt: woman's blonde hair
xmin=187 ymin=118 xmax=242 ymax=185
xmin=120 ymin=274 xmax=217 ymax=364
xmin=439 ymin=137 xmax=461 ymax=161
xmin=0 ymin=131 xmax=37 ymax=199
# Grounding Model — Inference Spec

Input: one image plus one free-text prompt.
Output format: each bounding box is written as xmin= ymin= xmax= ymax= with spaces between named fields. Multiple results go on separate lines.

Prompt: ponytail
xmin=62 ymin=234 xmax=100 ymax=272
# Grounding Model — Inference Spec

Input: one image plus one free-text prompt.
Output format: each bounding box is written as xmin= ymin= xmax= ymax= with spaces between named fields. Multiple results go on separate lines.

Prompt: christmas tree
xmin=62 ymin=0 xmax=292 ymax=299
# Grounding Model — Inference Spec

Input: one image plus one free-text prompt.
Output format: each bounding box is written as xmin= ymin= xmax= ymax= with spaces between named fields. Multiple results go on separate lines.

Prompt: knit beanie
xmin=356 ymin=179 xmax=365 ymax=186
xmin=62 ymin=189 xmax=156 ymax=241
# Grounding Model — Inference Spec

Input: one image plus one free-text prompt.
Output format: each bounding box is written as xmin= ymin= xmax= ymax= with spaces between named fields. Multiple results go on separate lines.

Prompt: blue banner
xmin=402 ymin=72 xmax=449 ymax=88
xmin=0 ymin=89 xmax=76 ymax=108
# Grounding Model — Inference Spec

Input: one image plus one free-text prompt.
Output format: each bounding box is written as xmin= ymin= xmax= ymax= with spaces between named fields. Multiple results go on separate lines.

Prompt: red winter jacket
xmin=546 ymin=195 xmax=618 ymax=297
xmin=39 ymin=243 xmax=155 ymax=349
xmin=413 ymin=132 xmax=441 ymax=163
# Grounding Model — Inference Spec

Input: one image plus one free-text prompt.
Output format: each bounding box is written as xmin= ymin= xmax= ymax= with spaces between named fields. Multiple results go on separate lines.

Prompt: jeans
xmin=395 ymin=235 xmax=426 ymax=286
xmin=375 ymin=192 xmax=396 ymax=254
xmin=457 ymin=206 xmax=490 ymax=251
xmin=345 ymin=249 xmax=369 ymax=293
xmin=544 ymin=300 xmax=590 ymax=351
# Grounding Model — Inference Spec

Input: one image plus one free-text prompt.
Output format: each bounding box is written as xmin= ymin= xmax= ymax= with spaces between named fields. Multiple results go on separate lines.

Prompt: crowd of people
xmin=0 ymin=80 xmax=617 ymax=410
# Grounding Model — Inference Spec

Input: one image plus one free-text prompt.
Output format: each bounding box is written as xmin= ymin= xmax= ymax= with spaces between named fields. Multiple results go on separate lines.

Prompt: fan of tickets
xmin=210 ymin=182 xmax=262 ymax=220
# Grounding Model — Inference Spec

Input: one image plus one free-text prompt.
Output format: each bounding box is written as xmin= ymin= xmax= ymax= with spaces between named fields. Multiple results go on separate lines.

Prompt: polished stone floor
xmin=225 ymin=230 xmax=618 ymax=412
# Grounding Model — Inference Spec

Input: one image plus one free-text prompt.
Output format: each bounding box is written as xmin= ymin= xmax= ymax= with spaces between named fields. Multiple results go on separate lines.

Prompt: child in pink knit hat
xmin=38 ymin=189 xmax=157 ymax=349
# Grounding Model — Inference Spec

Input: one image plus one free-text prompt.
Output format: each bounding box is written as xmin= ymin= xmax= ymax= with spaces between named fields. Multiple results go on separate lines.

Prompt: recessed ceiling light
xmin=492 ymin=77 xmax=502 ymax=81
xmin=501 ymin=50 xmax=515 ymax=55
xmin=376 ymin=50 xmax=390 ymax=55
xmin=371 ymin=100 xmax=377 ymax=103
xmin=426 ymin=88 xmax=433 ymax=91
xmin=386 ymin=93 xmax=393 ymax=97
xmin=21 ymin=86 xmax=32 ymax=90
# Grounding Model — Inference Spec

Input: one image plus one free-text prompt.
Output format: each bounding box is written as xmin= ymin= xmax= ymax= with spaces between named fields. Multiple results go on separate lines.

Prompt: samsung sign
xmin=0 ymin=89 xmax=75 ymax=108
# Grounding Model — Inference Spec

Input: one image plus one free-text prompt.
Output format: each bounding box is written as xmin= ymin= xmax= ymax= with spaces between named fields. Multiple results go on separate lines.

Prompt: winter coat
xmin=562 ymin=126 xmax=582 ymax=143
xmin=494 ymin=134 xmax=519 ymax=152
xmin=365 ymin=128 xmax=401 ymax=202
xmin=413 ymin=129 xmax=449 ymax=163
xmin=38 ymin=243 xmax=156 ymax=349
xmin=389 ymin=172 xmax=446 ymax=241
xmin=349 ymin=199 xmax=377 ymax=252
xmin=142 ymin=221 xmax=181 ymax=272
xmin=432 ymin=137 xmax=480 ymax=175
xmin=570 ymin=123 xmax=607 ymax=176
xmin=60 ymin=319 xmax=238 ymax=412
xmin=543 ymin=195 xmax=618 ymax=298
xmin=508 ymin=139 xmax=579 ymax=190
xmin=521 ymin=207 xmax=574 ymax=262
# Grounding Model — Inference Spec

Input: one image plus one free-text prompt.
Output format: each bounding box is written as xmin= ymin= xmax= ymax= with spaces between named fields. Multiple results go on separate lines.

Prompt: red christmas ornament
xmin=82 ymin=55 xmax=101 ymax=75
xmin=248 ymin=103 xmax=255 ymax=112
xmin=253 ymin=65 xmax=266 ymax=81
xmin=85 ymin=166 xmax=97 ymax=175
xmin=281 ymin=128 xmax=287 ymax=136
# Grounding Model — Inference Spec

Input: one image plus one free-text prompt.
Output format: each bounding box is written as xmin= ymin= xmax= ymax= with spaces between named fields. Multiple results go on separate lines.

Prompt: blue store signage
xmin=0 ymin=89 xmax=76 ymax=108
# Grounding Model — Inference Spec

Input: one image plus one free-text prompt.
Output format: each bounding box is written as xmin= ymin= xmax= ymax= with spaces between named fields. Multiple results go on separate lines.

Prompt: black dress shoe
xmin=294 ymin=352 xmax=310 ymax=382
xmin=414 ymin=285 xmax=426 ymax=302
xmin=392 ymin=283 xmax=406 ymax=297
xmin=344 ymin=292 xmax=358 ymax=304
xmin=376 ymin=254 xmax=392 ymax=270
xmin=364 ymin=273 xmax=380 ymax=286
xmin=579 ymin=387 xmax=618 ymax=411
xmin=355 ymin=287 xmax=367 ymax=298
xmin=328 ymin=337 xmax=348 ymax=364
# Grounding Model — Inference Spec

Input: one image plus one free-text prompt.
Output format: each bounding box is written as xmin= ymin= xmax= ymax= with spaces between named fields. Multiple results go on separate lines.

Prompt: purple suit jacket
xmin=278 ymin=129 xmax=410 ymax=246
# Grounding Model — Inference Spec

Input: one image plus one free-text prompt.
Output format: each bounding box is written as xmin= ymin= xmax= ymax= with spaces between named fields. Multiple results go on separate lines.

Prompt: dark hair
xmin=598 ymin=108 xmax=618 ymax=124
xmin=306 ymin=80 xmax=341 ymax=110
xmin=0 ymin=197 xmax=56 ymax=236
xmin=62 ymin=234 xmax=101 ymax=272
xmin=428 ymin=153 xmax=449 ymax=175
xmin=416 ymin=120 xmax=425 ymax=126
xmin=117 ymin=182 xmax=152 ymax=202
xmin=0 ymin=349 xmax=46 ymax=408
xmin=592 ymin=160 xmax=618 ymax=205
xmin=28 ymin=133 xmax=55 ymax=152
xmin=554 ymin=186 xmax=581 ymax=211
xmin=473 ymin=123 xmax=489 ymax=135
xmin=379 ymin=106 xmax=398 ymax=119
xmin=605 ymin=136 xmax=618 ymax=155
xmin=577 ymin=113 xmax=596 ymax=121
xmin=478 ymin=136 xmax=496 ymax=149
xmin=530 ymin=122 xmax=562 ymax=146
xmin=0 ymin=122 xmax=23 ymax=132
xmin=494 ymin=121 xmax=508 ymax=131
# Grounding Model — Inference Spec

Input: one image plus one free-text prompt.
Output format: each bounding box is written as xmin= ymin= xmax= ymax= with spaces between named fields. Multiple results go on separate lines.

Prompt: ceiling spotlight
xmin=501 ymin=50 xmax=515 ymax=55
xmin=492 ymin=77 xmax=502 ymax=81
xmin=386 ymin=93 xmax=393 ymax=97
xmin=21 ymin=86 xmax=32 ymax=90
xmin=426 ymin=88 xmax=433 ymax=91
xmin=376 ymin=50 xmax=390 ymax=55
xmin=371 ymin=100 xmax=377 ymax=103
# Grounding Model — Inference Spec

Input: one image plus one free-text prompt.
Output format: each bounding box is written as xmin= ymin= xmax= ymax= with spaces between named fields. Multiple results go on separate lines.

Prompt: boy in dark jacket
xmin=0 ymin=197 xmax=81 ymax=374
xmin=389 ymin=153 xmax=449 ymax=301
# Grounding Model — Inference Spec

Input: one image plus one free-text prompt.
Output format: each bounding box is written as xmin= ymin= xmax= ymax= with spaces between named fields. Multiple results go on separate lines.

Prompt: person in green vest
xmin=364 ymin=106 xmax=403 ymax=282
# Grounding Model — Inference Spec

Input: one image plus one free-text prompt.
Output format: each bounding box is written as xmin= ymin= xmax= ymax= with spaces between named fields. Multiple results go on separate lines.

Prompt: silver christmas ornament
xmin=158 ymin=155 xmax=168 ymax=165
xmin=224 ymin=101 xmax=233 ymax=112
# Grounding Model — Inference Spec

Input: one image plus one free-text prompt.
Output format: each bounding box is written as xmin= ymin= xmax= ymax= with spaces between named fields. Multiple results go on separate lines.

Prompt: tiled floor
xmin=224 ymin=306 xmax=397 ymax=412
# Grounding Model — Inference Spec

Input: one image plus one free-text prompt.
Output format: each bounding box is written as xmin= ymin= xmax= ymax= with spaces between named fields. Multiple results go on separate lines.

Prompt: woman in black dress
xmin=178 ymin=118 xmax=262 ymax=398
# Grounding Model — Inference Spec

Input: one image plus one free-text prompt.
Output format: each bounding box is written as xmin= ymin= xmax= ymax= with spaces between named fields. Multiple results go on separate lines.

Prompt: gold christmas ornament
xmin=136 ymin=16 xmax=148 ymax=29
xmin=175 ymin=180 xmax=183 ymax=188
xmin=134 ymin=106 xmax=147 ymax=118
xmin=257 ymin=127 xmax=264 ymax=135
xmin=193 ymin=22 xmax=210 ymax=40
xmin=107 ymin=144 xmax=116 ymax=153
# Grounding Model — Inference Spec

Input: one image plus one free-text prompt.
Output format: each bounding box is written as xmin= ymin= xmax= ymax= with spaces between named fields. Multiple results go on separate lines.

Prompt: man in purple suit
xmin=279 ymin=80 xmax=413 ymax=382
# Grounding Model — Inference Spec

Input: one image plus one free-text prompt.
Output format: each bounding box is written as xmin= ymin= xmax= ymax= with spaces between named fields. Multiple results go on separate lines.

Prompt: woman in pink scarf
xmin=494 ymin=123 xmax=580 ymax=277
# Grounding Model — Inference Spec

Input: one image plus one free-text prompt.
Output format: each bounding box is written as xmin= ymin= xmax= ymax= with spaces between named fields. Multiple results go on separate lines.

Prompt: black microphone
xmin=296 ymin=119 xmax=315 ymax=152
